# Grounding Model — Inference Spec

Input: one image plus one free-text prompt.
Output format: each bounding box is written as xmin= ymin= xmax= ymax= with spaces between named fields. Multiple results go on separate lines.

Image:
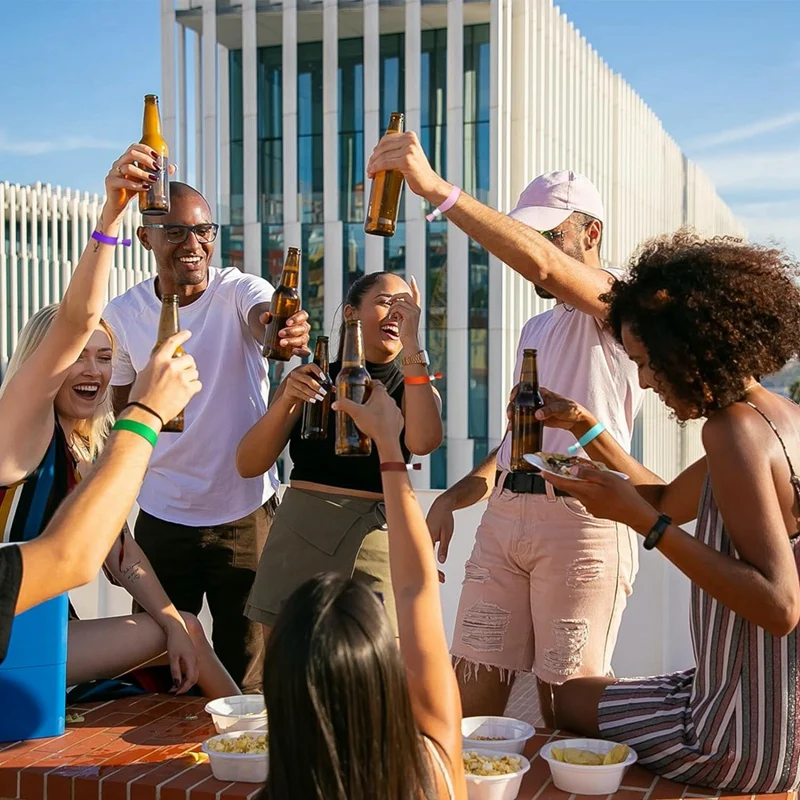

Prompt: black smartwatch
xmin=643 ymin=513 xmax=671 ymax=551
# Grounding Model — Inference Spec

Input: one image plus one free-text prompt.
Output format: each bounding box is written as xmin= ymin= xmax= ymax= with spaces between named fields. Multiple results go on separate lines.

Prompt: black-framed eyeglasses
xmin=142 ymin=223 xmax=220 ymax=244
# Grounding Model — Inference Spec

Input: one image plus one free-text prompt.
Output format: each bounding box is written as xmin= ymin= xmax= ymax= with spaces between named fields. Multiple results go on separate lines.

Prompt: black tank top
xmin=288 ymin=359 xmax=412 ymax=493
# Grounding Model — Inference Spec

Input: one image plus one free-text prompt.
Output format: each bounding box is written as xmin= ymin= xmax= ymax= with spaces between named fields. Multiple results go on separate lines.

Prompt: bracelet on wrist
xmin=643 ymin=513 xmax=671 ymax=551
xmin=125 ymin=401 xmax=165 ymax=428
xmin=567 ymin=421 xmax=606 ymax=454
xmin=404 ymin=375 xmax=431 ymax=386
xmin=92 ymin=230 xmax=132 ymax=247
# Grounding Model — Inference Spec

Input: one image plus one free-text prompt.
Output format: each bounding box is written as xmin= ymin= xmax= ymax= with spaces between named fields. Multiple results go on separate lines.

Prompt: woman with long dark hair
xmin=532 ymin=232 xmax=800 ymax=793
xmin=261 ymin=385 xmax=465 ymax=799
xmin=237 ymin=271 xmax=443 ymax=643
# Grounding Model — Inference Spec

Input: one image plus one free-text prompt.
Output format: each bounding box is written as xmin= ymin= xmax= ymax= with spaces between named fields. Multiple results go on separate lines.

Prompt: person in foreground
xmin=260 ymin=384 xmax=464 ymax=800
xmin=0 ymin=334 xmax=236 ymax=700
xmin=238 ymin=271 xmax=442 ymax=644
xmin=535 ymin=232 xmax=800 ymax=793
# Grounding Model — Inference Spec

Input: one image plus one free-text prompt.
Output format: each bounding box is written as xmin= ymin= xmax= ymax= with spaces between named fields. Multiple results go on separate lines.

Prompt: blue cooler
xmin=0 ymin=592 xmax=68 ymax=742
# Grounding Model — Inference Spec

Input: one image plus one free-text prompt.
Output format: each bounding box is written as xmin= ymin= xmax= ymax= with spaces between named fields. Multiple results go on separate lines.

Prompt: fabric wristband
xmin=404 ymin=375 xmax=431 ymax=385
xmin=113 ymin=418 xmax=158 ymax=447
xmin=425 ymin=186 xmax=461 ymax=222
xmin=567 ymin=422 xmax=606 ymax=454
xmin=380 ymin=462 xmax=421 ymax=472
xmin=125 ymin=401 xmax=165 ymax=428
xmin=92 ymin=230 xmax=132 ymax=247
xmin=643 ymin=513 xmax=672 ymax=551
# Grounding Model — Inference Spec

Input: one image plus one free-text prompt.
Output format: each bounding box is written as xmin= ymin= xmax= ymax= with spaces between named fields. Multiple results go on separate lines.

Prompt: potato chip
xmin=603 ymin=743 xmax=629 ymax=765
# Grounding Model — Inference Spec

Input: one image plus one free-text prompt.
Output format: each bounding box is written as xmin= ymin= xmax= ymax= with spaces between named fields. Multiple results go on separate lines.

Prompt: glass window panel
xmin=229 ymin=50 xmax=244 ymax=226
xmin=301 ymin=223 xmax=326 ymax=342
xmin=343 ymin=223 xmax=366 ymax=296
xmin=262 ymin=225 xmax=285 ymax=286
xmin=384 ymin=221 xmax=405 ymax=277
xmin=257 ymin=45 xmax=283 ymax=224
xmin=220 ymin=225 xmax=244 ymax=270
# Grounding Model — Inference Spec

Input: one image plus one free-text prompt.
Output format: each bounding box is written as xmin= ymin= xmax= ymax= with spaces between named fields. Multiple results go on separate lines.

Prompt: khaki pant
xmin=245 ymin=487 xmax=396 ymax=633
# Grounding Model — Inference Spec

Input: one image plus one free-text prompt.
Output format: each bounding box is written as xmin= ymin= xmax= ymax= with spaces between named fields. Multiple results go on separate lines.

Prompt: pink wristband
xmin=426 ymin=186 xmax=461 ymax=222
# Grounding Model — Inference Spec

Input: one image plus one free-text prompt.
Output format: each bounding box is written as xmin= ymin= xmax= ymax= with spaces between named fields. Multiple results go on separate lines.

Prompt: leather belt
xmin=495 ymin=470 xmax=570 ymax=497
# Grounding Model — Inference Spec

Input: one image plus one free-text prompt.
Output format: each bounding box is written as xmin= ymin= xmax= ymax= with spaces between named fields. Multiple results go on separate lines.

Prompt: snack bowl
xmin=463 ymin=749 xmax=531 ymax=800
xmin=204 ymin=694 xmax=267 ymax=734
xmin=539 ymin=738 xmax=637 ymax=795
xmin=201 ymin=730 xmax=268 ymax=783
xmin=462 ymin=716 xmax=536 ymax=754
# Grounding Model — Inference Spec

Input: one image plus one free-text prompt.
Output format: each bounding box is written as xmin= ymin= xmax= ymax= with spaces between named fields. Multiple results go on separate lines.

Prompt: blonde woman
xmin=0 ymin=145 xmax=237 ymax=699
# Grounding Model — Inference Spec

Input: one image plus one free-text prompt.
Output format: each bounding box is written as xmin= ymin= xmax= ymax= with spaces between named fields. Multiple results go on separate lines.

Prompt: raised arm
xmin=15 ymin=332 xmax=200 ymax=614
xmin=0 ymin=146 xmax=168 ymax=485
xmin=332 ymin=387 xmax=464 ymax=782
xmin=393 ymin=277 xmax=443 ymax=455
xmin=236 ymin=363 xmax=328 ymax=478
xmin=367 ymin=133 xmax=611 ymax=318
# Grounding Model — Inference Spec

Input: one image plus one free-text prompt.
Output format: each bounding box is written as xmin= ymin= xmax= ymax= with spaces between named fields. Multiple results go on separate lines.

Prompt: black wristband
xmin=125 ymin=401 xmax=165 ymax=428
xmin=643 ymin=513 xmax=671 ymax=551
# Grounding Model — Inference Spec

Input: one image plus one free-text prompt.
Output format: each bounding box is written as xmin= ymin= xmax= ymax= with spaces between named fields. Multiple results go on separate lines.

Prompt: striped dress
xmin=598 ymin=477 xmax=800 ymax=793
xmin=0 ymin=422 xmax=78 ymax=545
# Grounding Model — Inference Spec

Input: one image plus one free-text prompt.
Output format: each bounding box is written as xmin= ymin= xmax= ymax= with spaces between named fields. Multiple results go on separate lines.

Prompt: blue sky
xmin=0 ymin=0 xmax=797 ymax=255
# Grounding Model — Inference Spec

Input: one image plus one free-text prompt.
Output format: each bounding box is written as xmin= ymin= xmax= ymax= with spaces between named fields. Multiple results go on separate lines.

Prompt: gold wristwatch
xmin=401 ymin=349 xmax=430 ymax=367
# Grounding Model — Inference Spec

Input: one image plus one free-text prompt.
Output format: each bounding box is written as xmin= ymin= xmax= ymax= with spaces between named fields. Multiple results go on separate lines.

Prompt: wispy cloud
xmin=698 ymin=148 xmax=800 ymax=193
xmin=689 ymin=111 xmax=800 ymax=150
xmin=726 ymin=200 xmax=800 ymax=258
xmin=0 ymin=133 xmax=118 ymax=156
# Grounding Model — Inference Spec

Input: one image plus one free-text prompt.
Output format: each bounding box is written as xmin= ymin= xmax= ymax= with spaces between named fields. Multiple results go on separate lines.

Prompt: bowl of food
xmin=204 ymin=694 xmax=267 ymax=734
xmin=201 ymin=730 xmax=269 ymax=783
xmin=524 ymin=452 xmax=629 ymax=481
xmin=462 ymin=716 xmax=536 ymax=754
xmin=462 ymin=749 xmax=531 ymax=800
xmin=538 ymin=738 xmax=637 ymax=795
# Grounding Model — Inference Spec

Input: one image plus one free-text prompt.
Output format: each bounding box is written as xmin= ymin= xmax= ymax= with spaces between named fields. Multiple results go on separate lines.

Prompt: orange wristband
xmin=404 ymin=375 xmax=431 ymax=385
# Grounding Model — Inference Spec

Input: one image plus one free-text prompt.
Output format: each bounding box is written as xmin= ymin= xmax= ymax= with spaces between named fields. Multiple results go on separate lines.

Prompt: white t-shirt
xmin=103 ymin=267 xmax=280 ymax=526
xmin=497 ymin=268 xmax=643 ymax=470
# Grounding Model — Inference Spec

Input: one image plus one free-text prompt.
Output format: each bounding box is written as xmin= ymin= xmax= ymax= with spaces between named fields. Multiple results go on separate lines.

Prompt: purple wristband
xmin=92 ymin=230 xmax=132 ymax=247
xmin=426 ymin=185 xmax=461 ymax=222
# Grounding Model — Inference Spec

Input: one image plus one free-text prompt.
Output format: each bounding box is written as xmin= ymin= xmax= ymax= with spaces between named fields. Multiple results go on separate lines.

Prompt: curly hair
xmin=604 ymin=230 xmax=800 ymax=418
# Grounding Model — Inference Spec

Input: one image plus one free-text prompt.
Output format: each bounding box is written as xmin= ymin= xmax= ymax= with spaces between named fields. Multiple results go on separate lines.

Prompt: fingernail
xmin=315 ymin=392 xmax=325 ymax=402
xmin=151 ymin=150 xmax=158 ymax=159
xmin=309 ymin=397 xmax=317 ymax=404
xmin=280 ymin=339 xmax=288 ymax=346
xmin=148 ymin=174 xmax=158 ymax=182
xmin=439 ymin=554 xmax=445 ymax=563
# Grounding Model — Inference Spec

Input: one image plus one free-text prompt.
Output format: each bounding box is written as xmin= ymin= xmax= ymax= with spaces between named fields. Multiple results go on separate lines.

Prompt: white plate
xmin=523 ymin=453 xmax=629 ymax=481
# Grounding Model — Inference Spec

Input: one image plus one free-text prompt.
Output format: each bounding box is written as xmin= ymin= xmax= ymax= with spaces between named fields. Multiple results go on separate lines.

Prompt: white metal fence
xmin=0 ymin=182 xmax=157 ymax=372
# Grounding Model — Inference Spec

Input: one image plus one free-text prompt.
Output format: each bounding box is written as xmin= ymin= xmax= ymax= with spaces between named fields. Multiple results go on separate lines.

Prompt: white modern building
xmin=157 ymin=0 xmax=744 ymax=490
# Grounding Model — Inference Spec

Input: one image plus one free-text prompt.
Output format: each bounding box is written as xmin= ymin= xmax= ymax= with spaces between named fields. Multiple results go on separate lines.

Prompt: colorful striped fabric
xmin=0 ymin=423 xmax=78 ymax=545
xmin=597 ymin=478 xmax=800 ymax=793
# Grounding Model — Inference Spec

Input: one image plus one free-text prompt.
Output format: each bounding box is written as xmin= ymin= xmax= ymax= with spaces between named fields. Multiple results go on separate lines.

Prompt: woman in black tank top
xmin=237 ymin=272 xmax=443 ymax=641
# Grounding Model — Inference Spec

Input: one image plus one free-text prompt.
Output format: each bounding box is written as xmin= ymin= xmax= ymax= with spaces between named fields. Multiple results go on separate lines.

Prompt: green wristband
xmin=113 ymin=418 xmax=159 ymax=447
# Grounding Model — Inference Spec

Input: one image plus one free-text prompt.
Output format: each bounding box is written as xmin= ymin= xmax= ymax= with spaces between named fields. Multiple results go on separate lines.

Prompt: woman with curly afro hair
xmin=530 ymin=231 xmax=800 ymax=793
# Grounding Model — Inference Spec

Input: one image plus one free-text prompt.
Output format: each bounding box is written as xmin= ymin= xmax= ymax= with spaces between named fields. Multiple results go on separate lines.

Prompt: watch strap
xmin=643 ymin=513 xmax=671 ymax=551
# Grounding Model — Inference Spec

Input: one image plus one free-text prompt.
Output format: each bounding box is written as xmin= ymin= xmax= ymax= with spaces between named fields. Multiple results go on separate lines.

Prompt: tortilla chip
xmin=603 ymin=743 xmax=629 ymax=765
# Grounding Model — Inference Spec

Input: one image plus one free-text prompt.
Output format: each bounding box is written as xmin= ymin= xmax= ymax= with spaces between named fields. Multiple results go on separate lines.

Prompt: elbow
xmin=235 ymin=447 xmax=258 ymax=479
xmin=767 ymin=595 xmax=800 ymax=638
xmin=406 ymin=431 xmax=444 ymax=457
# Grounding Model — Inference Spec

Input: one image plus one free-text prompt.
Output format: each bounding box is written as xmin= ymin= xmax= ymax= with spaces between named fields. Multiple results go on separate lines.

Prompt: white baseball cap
xmin=509 ymin=170 xmax=605 ymax=231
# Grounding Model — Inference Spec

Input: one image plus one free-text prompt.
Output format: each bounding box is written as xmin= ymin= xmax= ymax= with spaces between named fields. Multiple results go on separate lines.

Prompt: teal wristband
xmin=113 ymin=418 xmax=159 ymax=447
xmin=568 ymin=422 xmax=605 ymax=454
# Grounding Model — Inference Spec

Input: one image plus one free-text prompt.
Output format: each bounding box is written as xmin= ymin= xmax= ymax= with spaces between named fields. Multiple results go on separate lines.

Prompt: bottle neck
xmin=143 ymin=102 xmax=164 ymax=139
xmin=341 ymin=324 xmax=365 ymax=367
xmin=314 ymin=342 xmax=330 ymax=373
xmin=386 ymin=114 xmax=404 ymax=134
xmin=280 ymin=266 xmax=299 ymax=290
xmin=159 ymin=300 xmax=180 ymax=335
xmin=520 ymin=356 xmax=539 ymax=387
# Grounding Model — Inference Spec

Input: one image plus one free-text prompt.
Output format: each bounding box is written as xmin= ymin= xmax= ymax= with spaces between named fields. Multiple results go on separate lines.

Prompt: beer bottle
xmin=262 ymin=247 xmax=302 ymax=361
xmin=509 ymin=349 xmax=545 ymax=472
xmin=335 ymin=320 xmax=372 ymax=456
xmin=364 ymin=112 xmax=405 ymax=238
xmin=301 ymin=335 xmax=331 ymax=440
xmin=153 ymin=294 xmax=185 ymax=432
xmin=139 ymin=94 xmax=170 ymax=216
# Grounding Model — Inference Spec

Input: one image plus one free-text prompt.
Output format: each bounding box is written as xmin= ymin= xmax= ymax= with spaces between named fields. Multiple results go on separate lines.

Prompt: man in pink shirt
xmin=368 ymin=137 xmax=644 ymax=724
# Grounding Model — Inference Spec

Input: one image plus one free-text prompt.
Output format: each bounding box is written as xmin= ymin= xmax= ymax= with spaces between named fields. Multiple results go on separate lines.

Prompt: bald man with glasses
xmin=102 ymin=181 xmax=311 ymax=693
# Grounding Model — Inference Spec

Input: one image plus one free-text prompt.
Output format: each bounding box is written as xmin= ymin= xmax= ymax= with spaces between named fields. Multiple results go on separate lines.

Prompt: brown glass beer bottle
xmin=139 ymin=94 xmax=170 ymax=216
xmin=262 ymin=247 xmax=302 ymax=361
xmin=509 ymin=349 xmax=545 ymax=472
xmin=364 ymin=112 xmax=405 ymax=238
xmin=335 ymin=320 xmax=372 ymax=456
xmin=153 ymin=294 xmax=185 ymax=432
xmin=300 ymin=335 xmax=332 ymax=440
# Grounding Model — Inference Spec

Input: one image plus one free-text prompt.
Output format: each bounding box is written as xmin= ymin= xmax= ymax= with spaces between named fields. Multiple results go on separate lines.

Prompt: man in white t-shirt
xmin=366 ymin=137 xmax=643 ymax=723
xmin=102 ymin=182 xmax=310 ymax=693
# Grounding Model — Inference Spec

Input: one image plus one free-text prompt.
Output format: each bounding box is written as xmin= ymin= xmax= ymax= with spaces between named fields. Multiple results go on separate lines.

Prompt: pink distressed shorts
xmin=452 ymin=480 xmax=638 ymax=686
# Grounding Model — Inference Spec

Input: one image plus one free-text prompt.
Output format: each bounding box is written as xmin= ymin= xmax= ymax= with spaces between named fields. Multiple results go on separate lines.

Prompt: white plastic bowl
xmin=204 ymin=694 xmax=267 ymax=734
xmin=201 ymin=730 xmax=269 ymax=783
xmin=462 ymin=716 xmax=536 ymax=755
xmin=463 ymin=749 xmax=531 ymax=800
xmin=539 ymin=737 xmax=638 ymax=795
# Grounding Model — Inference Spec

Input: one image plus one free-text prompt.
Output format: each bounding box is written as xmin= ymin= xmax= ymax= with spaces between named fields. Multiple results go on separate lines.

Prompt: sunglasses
xmin=142 ymin=223 xmax=220 ymax=244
